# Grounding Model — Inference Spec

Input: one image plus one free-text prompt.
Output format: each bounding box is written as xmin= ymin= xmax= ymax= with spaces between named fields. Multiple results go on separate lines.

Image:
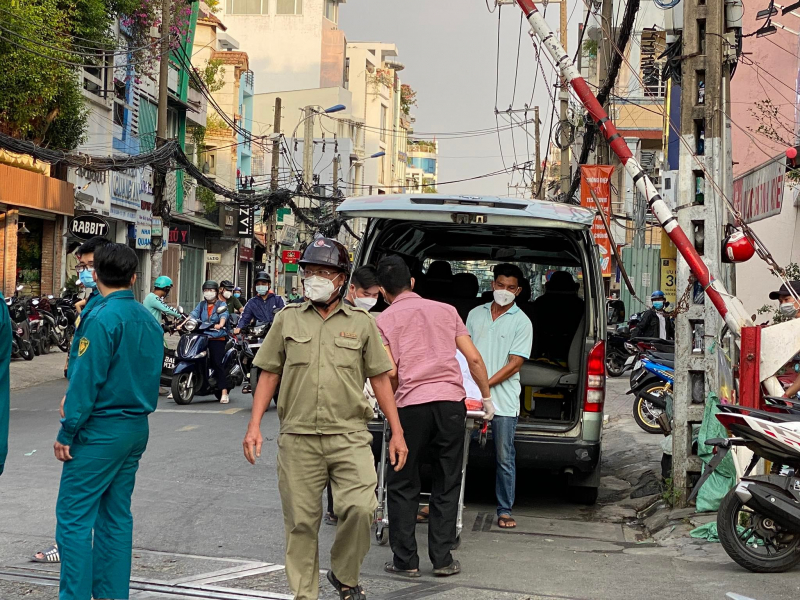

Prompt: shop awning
xmin=0 ymin=164 xmax=74 ymax=216
xmin=171 ymin=211 xmax=223 ymax=232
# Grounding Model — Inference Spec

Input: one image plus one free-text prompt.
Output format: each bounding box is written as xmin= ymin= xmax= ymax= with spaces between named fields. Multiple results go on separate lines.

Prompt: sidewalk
xmin=10 ymin=352 xmax=68 ymax=391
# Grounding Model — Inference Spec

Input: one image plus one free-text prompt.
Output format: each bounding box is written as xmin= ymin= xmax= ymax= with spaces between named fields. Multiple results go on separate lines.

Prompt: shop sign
xmin=151 ymin=217 xmax=163 ymax=237
xmin=168 ymin=224 xmax=191 ymax=244
xmin=732 ymin=156 xmax=786 ymax=224
xmin=254 ymin=262 xmax=266 ymax=272
xmin=279 ymin=225 xmax=298 ymax=247
xmin=282 ymin=250 xmax=301 ymax=264
xmin=238 ymin=206 xmax=255 ymax=237
xmin=135 ymin=222 xmax=151 ymax=249
xmin=73 ymin=166 xmax=110 ymax=213
xmin=206 ymin=253 xmax=222 ymax=263
xmin=110 ymin=168 xmax=155 ymax=215
xmin=579 ymin=165 xmax=615 ymax=277
xmin=69 ymin=215 xmax=110 ymax=240
xmin=239 ymin=244 xmax=254 ymax=261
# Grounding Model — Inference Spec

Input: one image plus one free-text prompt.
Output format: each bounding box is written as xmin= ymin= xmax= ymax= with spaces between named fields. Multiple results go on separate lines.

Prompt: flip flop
xmin=326 ymin=570 xmax=366 ymax=600
xmin=416 ymin=507 xmax=429 ymax=523
xmin=384 ymin=562 xmax=421 ymax=578
xmin=497 ymin=515 xmax=517 ymax=529
xmin=432 ymin=560 xmax=461 ymax=577
xmin=32 ymin=544 xmax=60 ymax=563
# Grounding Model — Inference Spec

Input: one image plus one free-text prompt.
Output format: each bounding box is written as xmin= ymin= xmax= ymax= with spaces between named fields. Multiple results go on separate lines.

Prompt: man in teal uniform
xmin=54 ymin=243 xmax=163 ymax=600
xmin=0 ymin=290 xmax=10 ymax=477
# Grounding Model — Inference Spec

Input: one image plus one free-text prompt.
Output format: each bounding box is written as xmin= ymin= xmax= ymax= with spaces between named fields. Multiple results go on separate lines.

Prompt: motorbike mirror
xmin=32 ymin=299 xmax=39 ymax=306
xmin=47 ymin=295 xmax=54 ymax=299
xmin=178 ymin=306 xmax=185 ymax=314
xmin=216 ymin=306 xmax=227 ymax=314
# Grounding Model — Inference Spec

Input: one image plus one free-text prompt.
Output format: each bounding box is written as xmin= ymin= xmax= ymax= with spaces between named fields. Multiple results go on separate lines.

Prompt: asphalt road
xmin=1 ymin=369 xmax=799 ymax=600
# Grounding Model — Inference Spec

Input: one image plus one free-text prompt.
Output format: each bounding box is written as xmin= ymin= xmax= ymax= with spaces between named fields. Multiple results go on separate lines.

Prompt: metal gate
xmin=132 ymin=250 xmax=148 ymax=301
xmin=180 ymin=246 xmax=204 ymax=312
xmin=620 ymin=246 xmax=662 ymax=319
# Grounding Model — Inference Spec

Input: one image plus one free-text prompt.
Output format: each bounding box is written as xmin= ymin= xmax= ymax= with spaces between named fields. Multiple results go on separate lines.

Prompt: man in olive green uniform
xmin=54 ymin=244 xmax=163 ymax=600
xmin=244 ymin=236 xmax=407 ymax=600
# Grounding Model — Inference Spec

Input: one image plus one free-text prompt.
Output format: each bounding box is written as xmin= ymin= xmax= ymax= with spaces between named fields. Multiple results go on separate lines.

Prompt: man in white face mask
xmin=769 ymin=282 xmax=800 ymax=399
xmin=244 ymin=236 xmax=407 ymax=600
xmin=344 ymin=265 xmax=380 ymax=311
xmin=465 ymin=263 xmax=533 ymax=530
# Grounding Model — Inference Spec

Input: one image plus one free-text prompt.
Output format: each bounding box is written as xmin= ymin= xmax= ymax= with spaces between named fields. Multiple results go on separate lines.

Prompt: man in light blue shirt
xmin=466 ymin=263 xmax=533 ymax=530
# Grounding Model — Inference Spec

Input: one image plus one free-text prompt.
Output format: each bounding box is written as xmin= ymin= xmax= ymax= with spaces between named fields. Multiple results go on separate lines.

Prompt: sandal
xmin=324 ymin=512 xmax=338 ymax=526
xmin=432 ymin=560 xmax=461 ymax=577
xmin=416 ymin=506 xmax=429 ymax=523
xmin=497 ymin=515 xmax=517 ymax=529
xmin=326 ymin=570 xmax=366 ymax=600
xmin=384 ymin=562 xmax=421 ymax=578
xmin=32 ymin=544 xmax=60 ymax=563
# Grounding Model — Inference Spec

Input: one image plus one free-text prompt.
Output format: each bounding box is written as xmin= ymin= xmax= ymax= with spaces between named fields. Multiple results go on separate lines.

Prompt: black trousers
xmin=208 ymin=340 xmax=230 ymax=391
xmin=387 ymin=400 xmax=466 ymax=570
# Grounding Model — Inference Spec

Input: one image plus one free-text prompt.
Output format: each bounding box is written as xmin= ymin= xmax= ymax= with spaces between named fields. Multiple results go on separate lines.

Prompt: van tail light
xmin=584 ymin=341 xmax=605 ymax=413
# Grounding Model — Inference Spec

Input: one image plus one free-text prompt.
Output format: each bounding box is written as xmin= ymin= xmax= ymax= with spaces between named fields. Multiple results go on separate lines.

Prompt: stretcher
xmin=373 ymin=403 xmax=488 ymax=547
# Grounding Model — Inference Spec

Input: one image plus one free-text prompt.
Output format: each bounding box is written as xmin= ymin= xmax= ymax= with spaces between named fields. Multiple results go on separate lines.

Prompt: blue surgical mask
xmin=79 ymin=268 xmax=97 ymax=289
xmin=234 ymin=293 xmax=241 ymax=298
xmin=256 ymin=285 xmax=269 ymax=295
xmin=653 ymin=301 xmax=664 ymax=310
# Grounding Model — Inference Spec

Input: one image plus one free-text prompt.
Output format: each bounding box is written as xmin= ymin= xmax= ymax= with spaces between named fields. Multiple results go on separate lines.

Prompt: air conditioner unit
xmin=661 ymin=170 xmax=678 ymax=211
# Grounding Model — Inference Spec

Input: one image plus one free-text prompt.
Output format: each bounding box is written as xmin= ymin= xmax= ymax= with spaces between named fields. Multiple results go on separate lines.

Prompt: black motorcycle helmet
xmin=254 ymin=271 xmax=271 ymax=285
xmin=202 ymin=280 xmax=219 ymax=291
xmin=298 ymin=235 xmax=351 ymax=274
xmin=219 ymin=279 xmax=234 ymax=290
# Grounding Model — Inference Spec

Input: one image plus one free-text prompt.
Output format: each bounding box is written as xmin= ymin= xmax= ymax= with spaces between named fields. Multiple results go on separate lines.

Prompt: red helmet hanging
xmin=721 ymin=227 xmax=756 ymax=264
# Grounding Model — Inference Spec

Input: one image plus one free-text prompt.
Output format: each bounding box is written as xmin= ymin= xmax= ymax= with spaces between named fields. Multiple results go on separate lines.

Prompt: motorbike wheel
xmin=58 ymin=327 xmax=73 ymax=353
xmin=171 ymin=373 xmax=196 ymax=405
xmin=606 ymin=354 xmax=626 ymax=377
xmin=632 ymin=389 xmax=667 ymax=434
xmin=20 ymin=341 xmax=34 ymax=361
xmin=40 ymin=326 xmax=52 ymax=354
xmin=717 ymin=486 xmax=800 ymax=573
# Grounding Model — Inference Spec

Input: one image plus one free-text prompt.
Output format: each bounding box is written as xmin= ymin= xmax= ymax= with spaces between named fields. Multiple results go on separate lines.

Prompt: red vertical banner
xmin=580 ymin=165 xmax=615 ymax=277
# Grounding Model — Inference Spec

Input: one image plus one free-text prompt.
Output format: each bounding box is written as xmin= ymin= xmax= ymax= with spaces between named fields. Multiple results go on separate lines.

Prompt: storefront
xmin=238 ymin=239 xmax=254 ymax=296
xmin=0 ymin=162 xmax=74 ymax=296
xmin=168 ymin=213 xmax=222 ymax=311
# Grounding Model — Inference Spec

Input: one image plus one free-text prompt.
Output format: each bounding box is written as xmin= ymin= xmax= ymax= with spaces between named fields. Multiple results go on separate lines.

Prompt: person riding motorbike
xmin=143 ymin=276 xmax=182 ymax=326
xmin=189 ymin=281 xmax=231 ymax=404
xmin=233 ymin=286 xmax=243 ymax=301
xmin=634 ymin=290 xmax=674 ymax=341
xmin=234 ymin=272 xmax=285 ymax=334
xmin=220 ymin=279 xmax=243 ymax=315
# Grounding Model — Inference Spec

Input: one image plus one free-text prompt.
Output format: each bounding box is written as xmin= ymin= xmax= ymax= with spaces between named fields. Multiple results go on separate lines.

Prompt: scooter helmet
xmin=298 ymin=235 xmax=351 ymax=274
xmin=722 ymin=228 xmax=756 ymax=264
xmin=219 ymin=279 xmax=234 ymax=290
xmin=255 ymin=271 xmax=271 ymax=285
xmin=154 ymin=275 xmax=173 ymax=290
xmin=202 ymin=280 xmax=219 ymax=291
xmin=651 ymin=290 xmax=666 ymax=301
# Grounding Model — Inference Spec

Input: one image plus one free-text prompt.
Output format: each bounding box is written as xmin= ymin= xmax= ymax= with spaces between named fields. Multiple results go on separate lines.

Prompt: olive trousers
xmin=277 ymin=430 xmax=377 ymax=600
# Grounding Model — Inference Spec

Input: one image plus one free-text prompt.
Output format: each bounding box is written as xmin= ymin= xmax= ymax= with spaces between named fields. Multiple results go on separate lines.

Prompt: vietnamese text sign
xmin=206 ymin=253 xmax=222 ymax=263
xmin=168 ymin=224 xmax=190 ymax=245
xmin=580 ymin=165 xmax=615 ymax=277
xmin=282 ymin=250 xmax=301 ymax=264
xmin=732 ymin=156 xmax=785 ymax=224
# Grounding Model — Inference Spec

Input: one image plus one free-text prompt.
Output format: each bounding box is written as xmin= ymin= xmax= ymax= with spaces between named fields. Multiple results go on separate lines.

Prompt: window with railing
xmin=640 ymin=28 xmax=666 ymax=99
xmin=276 ymin=0 xmax=302 ymax=14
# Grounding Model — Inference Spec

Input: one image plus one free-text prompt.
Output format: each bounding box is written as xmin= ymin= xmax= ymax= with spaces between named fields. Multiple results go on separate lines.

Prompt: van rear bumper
xmin=368 ymin=423 xmax=600 ymax=474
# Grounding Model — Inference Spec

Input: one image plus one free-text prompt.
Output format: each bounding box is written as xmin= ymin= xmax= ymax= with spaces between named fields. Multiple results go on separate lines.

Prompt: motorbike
xmin=239 ymin=321 xmax=280 ymax=405
xmin=160 ymin=309 xmax=188 ymax=388
xmin=5 ymin=289 xmax=34 ymax=361
xmin=628 ymin=350 xmax=675 ymax=434
xmin=53 ymin=290 xmax=79 ymax=352
xmin=170 ymin=306 xmax=246 ymax=405
xmin=26 ymin=297 xmax=52 ymax=355
xmin=689 ymin=401 xmax=800 ymax=573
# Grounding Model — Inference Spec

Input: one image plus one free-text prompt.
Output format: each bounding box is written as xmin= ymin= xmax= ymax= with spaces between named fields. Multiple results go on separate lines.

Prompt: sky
xmin=340 ymin=0 xmax=580 ymax=197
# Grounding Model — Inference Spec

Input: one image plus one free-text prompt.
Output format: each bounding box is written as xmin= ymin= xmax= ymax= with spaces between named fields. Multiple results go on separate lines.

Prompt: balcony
xmin=241 ymin=70 xmax=254 ymax=96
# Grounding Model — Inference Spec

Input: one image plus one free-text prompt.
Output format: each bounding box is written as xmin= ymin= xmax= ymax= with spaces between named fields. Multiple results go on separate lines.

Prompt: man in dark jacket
xmin=235 ymin=271 xmax=285 ymax=332
xmin=635 ymin=290 xmax=674 ymax=340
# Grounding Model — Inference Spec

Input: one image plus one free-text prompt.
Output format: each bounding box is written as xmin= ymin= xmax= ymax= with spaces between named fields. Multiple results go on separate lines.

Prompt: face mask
xmin=203 ymin=291 xmax=217 ymax=302
xmin=79 ymin=268 xmax=96 ymax=289
xmin=255 ymin=285 xmax=269 ymax=295
xmin=653 ymin=301 xmax=664 ymax=310
xmin=493 ymin=289 xmax=516 ymax=307
xmin=355 ymin=296 xmax=378 ymax=310
xmin=234 ymin=293 xmax=241 ymax=298
xmin=779 ymin=302 xmax=798 ymax=318
xmin=223 ymin=291 xmax=232 ymax=299
xmin=304 ymin=276 xmax=338 ymax=304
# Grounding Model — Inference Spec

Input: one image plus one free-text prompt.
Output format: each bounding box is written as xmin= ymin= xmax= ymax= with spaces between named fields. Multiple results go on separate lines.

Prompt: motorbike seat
xmin=648 ymin=352 xmax=675 ymax=365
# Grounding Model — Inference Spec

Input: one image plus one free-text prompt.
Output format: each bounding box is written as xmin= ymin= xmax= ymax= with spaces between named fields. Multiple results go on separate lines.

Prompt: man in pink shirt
xmin=376 ymin=256 xmax=491 ymax=578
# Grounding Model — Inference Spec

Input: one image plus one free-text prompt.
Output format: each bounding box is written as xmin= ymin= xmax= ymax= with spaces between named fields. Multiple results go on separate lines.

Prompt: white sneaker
xmin=167 ymin=393 xmax=173 ymax=400
xmin=220 ymin=393 xmax=230 ymax=404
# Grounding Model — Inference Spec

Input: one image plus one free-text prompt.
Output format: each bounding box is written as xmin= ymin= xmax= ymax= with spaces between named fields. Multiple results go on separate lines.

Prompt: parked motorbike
xmin=160 ymin=308 xmax=188 ymax=388
xmin=628 ymin=349 xmax=675 ymax=434
xmin=5 ymin=289 xmax=34 ymax=361
xmin=53 ymin=290 xmax=79 ymax=352
xmin=170 ymin=306 xmax=246 ymax=405
xmin=26 ymin=297 xmax=52 ymax=355
xmin=689 ymin=401 xmax=800 ymax=572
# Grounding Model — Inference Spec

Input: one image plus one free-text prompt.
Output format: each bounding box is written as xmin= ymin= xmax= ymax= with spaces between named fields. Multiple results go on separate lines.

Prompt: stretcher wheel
xmin=376 ymin=526 xmax=389 ymax=545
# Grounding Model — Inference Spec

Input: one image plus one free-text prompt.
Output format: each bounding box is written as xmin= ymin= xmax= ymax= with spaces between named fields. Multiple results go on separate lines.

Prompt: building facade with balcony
xmin=406 ymin=140 xmax=438 ymax=193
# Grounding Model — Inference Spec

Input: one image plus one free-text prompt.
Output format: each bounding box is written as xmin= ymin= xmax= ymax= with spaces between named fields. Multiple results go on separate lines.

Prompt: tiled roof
xmin=211 ymin=50 xmax=249 ymax=70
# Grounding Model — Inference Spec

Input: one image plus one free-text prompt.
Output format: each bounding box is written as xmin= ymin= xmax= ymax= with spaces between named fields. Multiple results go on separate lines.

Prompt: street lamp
xmin=347 ymin=151 xmax=387 ymax=196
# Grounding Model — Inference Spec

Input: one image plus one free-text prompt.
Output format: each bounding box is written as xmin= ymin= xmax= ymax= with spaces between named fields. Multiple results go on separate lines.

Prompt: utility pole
xmin=332 ymin=154 xmax=339 ymax=196
xmin=301 ymin=105 xmax=315 ymax=245
xmin=268 ymin=97 xmax=282 ymax=286
xmin=558 ymin=0 xmax=570 ymax=199
xmin=596 ymin=0 xmax=614 ymax=166
xmin=672 ymin=0 xmax=733 ymax=505
xmin=534 ymin=106 xmax=542 ymax=199
xmin=150 ymin=0 xmax=171 ymax=286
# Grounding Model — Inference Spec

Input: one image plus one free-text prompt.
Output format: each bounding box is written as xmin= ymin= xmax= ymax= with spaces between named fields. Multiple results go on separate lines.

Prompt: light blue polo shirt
xmin=466 ymin=302 xmax=533 ymax=417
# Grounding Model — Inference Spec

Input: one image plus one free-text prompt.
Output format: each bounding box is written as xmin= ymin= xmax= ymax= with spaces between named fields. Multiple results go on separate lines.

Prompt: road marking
xmin=176 ymin=425 xmax=199 ymax=432
xmin=156 ymin=408 xmax=246 ymax=415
